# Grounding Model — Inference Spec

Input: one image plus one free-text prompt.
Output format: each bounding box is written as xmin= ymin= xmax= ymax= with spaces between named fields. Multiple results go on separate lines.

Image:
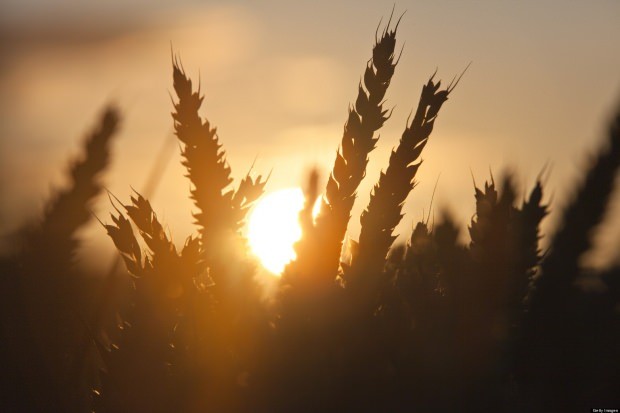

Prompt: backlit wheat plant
xmin=171 ymin=59 xmax=267 ymax=292
xmin=96 ymin=191 xmax=204 ymax=412
xmin=517 ymin=111 xmax=620 ymax=410
xmin=171 ymin=59 xmax=269 ymax=410
xmin=287 ymin=16 xmax=401 ymax=291
xmin=93 ymin=58 xmax=270 ymax=413
xmin=0 ymin=108 xmax=119 ymax=412
xmin=346 ymin=73 xmax=461 ymax=307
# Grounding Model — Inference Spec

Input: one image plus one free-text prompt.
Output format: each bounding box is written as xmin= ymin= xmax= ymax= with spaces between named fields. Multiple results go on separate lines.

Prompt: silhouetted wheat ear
xmin=26 ymin=107 xmax=119 ymax=264
xmin=401 ymin=220 xmax=442 ymax=294
xmin=468 ymin=174 xmax=514 ymax=264
xmin=399 ymin=221 xmax=440 ymax=288
xmin=535 ymin=111 xmax=620 ymax=295
xmin=104 ymin=206 xmax=143 ymax=278
xmin=348 ymin=74 xmax=453 ymax=286
xmin=6 ymin=107 xmax=119 ymax=412
xmin=516 ymin=180 xmax=547 ymax=302
xmin=99 ymin=191 xmax=206 ymax=412
xmin=466 ymin=174 xmax=548 ymax=317
xmin=171 ymin=57 xmax=266 ymax=264
xmin=433 ymin=211 xmax=464 ymax=290
xmin=299 ymin=167 xmax=320 ymax=235
xmin=295 ymin=18 xmax=401 ymax=280
xmin=281 ymin=168 xmax=319 ymax=289
xmin=105 ymin=190 xmax=205 ymax=294
xmin=171 ymin=58 xmax=266 ymax=372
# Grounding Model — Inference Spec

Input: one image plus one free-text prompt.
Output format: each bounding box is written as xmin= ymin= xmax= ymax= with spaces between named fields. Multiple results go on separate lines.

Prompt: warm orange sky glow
xmin=1 ymin=1 xmax=619 ymax=269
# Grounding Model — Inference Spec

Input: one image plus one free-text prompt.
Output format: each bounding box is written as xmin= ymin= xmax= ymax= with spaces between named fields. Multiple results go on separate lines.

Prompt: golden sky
xmin=1 ymin=1 xmax=619 ymax=270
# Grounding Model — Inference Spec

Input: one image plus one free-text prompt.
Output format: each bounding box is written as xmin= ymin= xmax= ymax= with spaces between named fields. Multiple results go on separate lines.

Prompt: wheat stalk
xmin=24 ymin=107 xmax=119 ymax=265
xmin=347 ymin=74 xmax=456 ymax=292
xmin=171 ymin=58 xmax=266 ymax=304
xmin=5 ymin=107 xmax=119 ymax=412
xmin=171 ymin=58 xmax=265 ymax=257
xmin=290 ymin=17 xmax=401 ymax=284
xmin=533 ymin=111 xmax=620 ymax=297
xmin=516 ymin=111 xmax=620 ymax=412
xmin=514 ymin=180 xmax=547 ymax=305
xmin=99 ymin=190 xmax=206 ymax=412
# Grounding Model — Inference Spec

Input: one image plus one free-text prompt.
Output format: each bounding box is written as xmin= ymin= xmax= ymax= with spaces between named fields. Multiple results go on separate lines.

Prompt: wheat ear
xmin=9 ymin=107 xmax=119 ymax=412
xmin=25 ymin=107 xmax=119 ymax=263
xmin=98 ymin=191 xmax=205 ymax=412
xmin=348 ymin=74 xmax=454 ymax=286
xmin=296 ymin=19 xmax=401 ymax=280
xmin=535 ymin=110 xmax=620 ymax=295
xmin=171 ymin=57 xmax=266 ymax=268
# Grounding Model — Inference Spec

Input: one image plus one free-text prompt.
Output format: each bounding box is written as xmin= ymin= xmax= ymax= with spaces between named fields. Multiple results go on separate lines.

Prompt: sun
xmin=247 ymin=188 xmax=319 ymax=275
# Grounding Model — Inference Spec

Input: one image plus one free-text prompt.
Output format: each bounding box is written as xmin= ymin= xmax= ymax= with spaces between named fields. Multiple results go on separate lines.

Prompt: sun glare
xmin=247 ymin=188 xmax=319 ymax=275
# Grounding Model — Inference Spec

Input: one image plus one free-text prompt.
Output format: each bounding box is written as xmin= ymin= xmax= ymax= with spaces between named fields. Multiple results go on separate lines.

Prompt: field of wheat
xmin=1 ymin=14 xmax=619 ymax=413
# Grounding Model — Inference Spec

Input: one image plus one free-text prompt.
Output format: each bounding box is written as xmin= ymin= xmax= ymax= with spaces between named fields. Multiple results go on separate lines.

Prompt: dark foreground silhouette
xmin=1 ymin=16 xmax=619 ymax=413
